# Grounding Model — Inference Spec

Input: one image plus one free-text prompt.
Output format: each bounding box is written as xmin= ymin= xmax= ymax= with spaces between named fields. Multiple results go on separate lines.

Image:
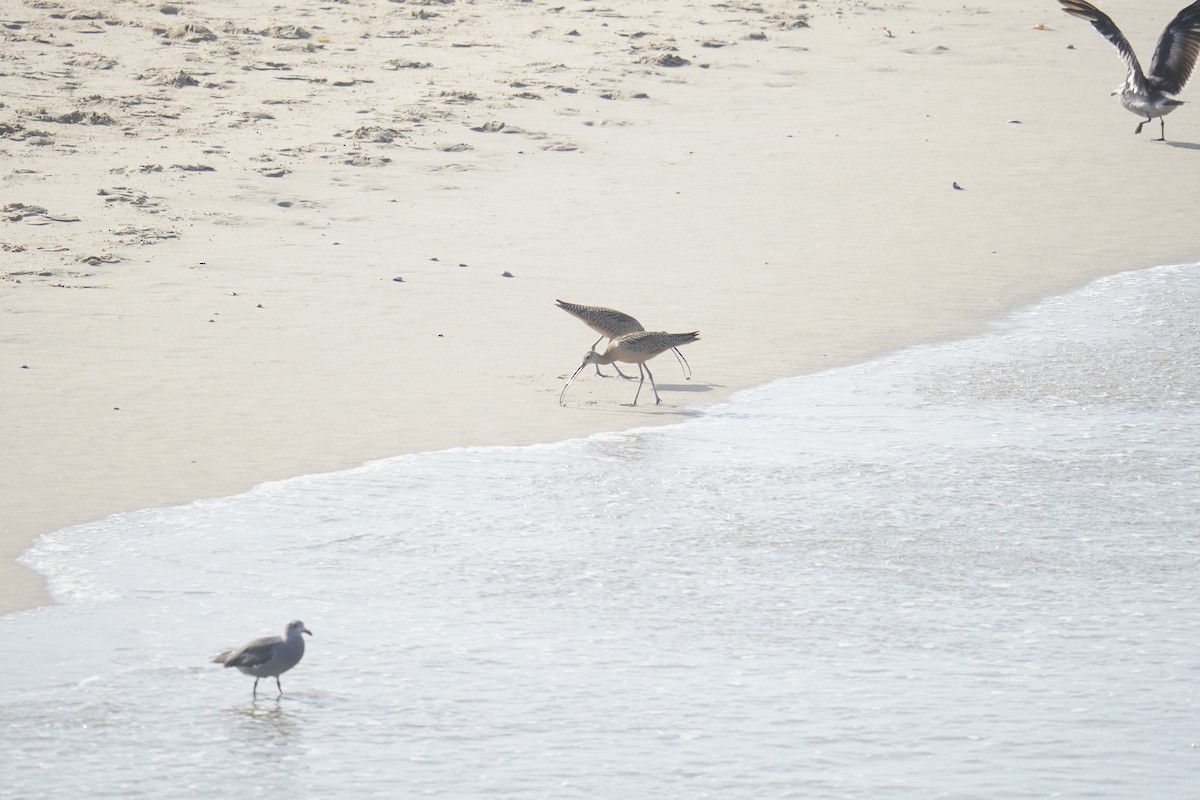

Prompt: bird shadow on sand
xmin=656 ymin=382 xmax=714 ymax=392
xmin=615 ymin=382 xmax=715 ymax=412
xmin=619 ymin=405 xmax=708 ymax=417
xmin=1164 ymin=140 xmax=1200 ymax=150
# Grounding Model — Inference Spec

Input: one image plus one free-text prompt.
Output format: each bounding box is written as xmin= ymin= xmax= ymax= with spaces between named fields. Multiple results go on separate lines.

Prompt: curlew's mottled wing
xmin=555 ymin=299 xmax=645 ymax=339
xmin=211 ymin=635 xmax=283 ymax=668
xmin=1148 ymin=0 xmax=1200 ymax=93
xmin=612 ymin=330 xmax=700 ymax=357
xmin=1059 ymin=0 xmax=1150 ymax=94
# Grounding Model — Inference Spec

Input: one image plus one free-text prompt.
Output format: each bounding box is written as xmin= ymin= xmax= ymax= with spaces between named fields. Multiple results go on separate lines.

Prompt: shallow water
xmin=2 ymin=264 xmax=1198 ymax=798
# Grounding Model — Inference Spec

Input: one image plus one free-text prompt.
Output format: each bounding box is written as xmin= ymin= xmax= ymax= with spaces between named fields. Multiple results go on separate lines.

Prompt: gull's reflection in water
xmin=225 ymin=698 xmax=306 ymax=750
xmin=215 ymin=701 xmax=312 ymax=791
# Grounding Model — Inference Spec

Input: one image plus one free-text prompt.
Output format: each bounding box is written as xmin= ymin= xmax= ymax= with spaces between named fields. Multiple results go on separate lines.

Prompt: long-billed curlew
xmin=1059 ymin=0 xmax=1200 ymax=141
xmin=555 ymin=299 xmax=692 ymax=380
xmin=559 ymin=330 xmax=700 ymax=407
xmin=211 ymin=619 xmax=312 ymax=698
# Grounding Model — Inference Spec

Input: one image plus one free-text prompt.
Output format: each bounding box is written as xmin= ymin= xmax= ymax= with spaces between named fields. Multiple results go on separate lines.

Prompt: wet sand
xmin=3 ymin=0 xmax=1199 ymax=613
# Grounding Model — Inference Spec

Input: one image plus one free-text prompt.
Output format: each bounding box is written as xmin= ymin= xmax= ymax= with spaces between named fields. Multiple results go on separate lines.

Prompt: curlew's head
xmin=559 ymin=352 xmax=603 ymax=406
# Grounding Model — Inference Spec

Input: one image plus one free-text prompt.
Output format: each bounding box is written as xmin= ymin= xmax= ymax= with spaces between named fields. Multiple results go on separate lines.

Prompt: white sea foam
xmin=2 ymin=263 xmax=1198 ymax=798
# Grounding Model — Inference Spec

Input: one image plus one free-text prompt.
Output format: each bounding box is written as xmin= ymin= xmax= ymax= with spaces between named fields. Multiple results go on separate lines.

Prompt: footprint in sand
xmin=2 ymin=203 xmax=80 ymax=224
xmin=156 ymin=23 xmax=217 ymax=42
xmin=901 ymin=45 xmax=951 ymax=55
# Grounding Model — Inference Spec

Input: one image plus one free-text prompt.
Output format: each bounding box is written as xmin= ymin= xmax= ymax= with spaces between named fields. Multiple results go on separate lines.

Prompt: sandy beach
xmin=3 ymin=0 xmax=1199 ymax=615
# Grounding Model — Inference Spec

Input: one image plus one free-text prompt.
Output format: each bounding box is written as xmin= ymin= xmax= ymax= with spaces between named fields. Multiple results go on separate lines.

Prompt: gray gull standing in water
xmin=211 ymin=620 xmax=312 ymax=697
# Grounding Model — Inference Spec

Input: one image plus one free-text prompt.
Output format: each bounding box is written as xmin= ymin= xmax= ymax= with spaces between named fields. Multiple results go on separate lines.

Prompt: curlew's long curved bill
xmin=559 ymin=361 xmax=589 ymax=406
xmin=672 ymin=346 xmax=692 ymax=380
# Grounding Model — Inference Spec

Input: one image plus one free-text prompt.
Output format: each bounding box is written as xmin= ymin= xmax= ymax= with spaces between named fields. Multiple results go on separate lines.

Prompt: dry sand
xmin=3 ymin=0 xmax=1200 ymax=614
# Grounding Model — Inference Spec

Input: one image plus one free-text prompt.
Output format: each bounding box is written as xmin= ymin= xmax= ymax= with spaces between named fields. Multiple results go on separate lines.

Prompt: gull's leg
xmin=252 ymin=677 xmax=260 ymax=697
xmin=276 ymin=677 xmax=284 ymax=697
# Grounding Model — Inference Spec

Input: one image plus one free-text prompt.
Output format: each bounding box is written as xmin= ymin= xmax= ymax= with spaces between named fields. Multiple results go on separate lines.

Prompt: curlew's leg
xmin=590 ymin=336 xmax=610 ymax=377
xmin=590 ymin=337 xmax=634 ymax=378
xmin=631 ymin=364 xmax=646 ymax=405
xmin=645 ymin=362 xmax=662 ymax=404
xmin=671 ymin=346 xmax=692 ymax=380
xmin=608 ymin=339 xmax=635 ymax=380
xmin=630 ymin=363 xmax=661 ymax=405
